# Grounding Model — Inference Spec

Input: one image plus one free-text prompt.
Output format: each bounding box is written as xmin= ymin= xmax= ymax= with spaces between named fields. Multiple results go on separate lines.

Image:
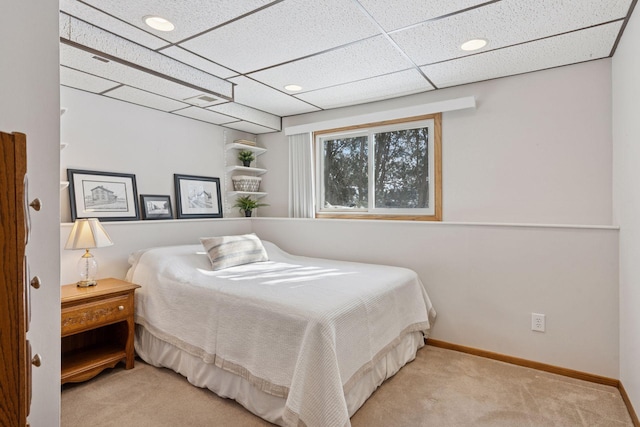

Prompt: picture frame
xmin=174 ymin=174 xmax=223 ymax=219
xmin=67 ymin=169 xmax=139 ymax=221
xmin=140 ymin=194 xmax=173 ymax=220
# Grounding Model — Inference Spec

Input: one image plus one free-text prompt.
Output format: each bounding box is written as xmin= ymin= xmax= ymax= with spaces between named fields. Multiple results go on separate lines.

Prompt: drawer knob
xmin=118 ymin=305 xmax=124 ymax=311
xmin=32 ymin=354 xmax=42 ymax=367
xmin=29 ymin=198 xmax=42 ymax=211
xmin=30 ymin=276 xmax=41 ymax=289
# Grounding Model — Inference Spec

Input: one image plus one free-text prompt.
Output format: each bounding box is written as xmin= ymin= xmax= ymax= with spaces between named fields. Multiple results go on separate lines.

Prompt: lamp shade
xmin=64 ymin=218 xmax=114 ymax=250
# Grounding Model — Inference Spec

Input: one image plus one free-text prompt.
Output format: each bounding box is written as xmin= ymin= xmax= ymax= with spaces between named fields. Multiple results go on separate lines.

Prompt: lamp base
xmin=76 ymin=280 xmax=97 ymax=287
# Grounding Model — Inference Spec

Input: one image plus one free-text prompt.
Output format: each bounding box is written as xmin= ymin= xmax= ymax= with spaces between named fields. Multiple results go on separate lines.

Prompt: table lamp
xmin=64 ymin=218 xmax=114 ymax=287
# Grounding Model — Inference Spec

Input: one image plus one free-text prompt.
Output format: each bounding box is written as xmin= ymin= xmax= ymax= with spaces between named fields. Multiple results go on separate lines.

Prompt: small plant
xmin=238 ymin=150 xmax=255 ymax=166
xmin=233 ymin=195 xmax=268 ymax=217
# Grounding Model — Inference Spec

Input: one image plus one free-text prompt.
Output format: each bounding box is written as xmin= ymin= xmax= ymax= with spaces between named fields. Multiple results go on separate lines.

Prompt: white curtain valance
xmin=284 ymin=96 xmax=475 ymax=136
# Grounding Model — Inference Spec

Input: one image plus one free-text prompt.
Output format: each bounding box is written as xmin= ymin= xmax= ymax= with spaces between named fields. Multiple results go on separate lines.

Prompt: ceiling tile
xmin=59 ymin=0 xmax=169 ymax=50
xmin=208 ymin=103 xmax=281 ymax=130
xmin=422 ymin=22 xmax=622 ymax=88
xmin=391 ymin=0 xmax=632 ymax=66
xmin=229 ymin=76 xmax=320 ymax=117
xmin=62 ymin=14 xmax=233 ymax=99
xmin=159 ymin=46 xmax=238 ymax=79
xmin=172 ymin=106 xmax=237 ymax=125
xmin=249 ymin=36 xmax=415 ymax=93
xmin=104 ymin=86 xmax=189 ymax=112
xmin=180 ymin=0 xmax=381 ymax=73
xmin=358 ymin=0 xmax=487 ymax=31
xmin=295 ymin=69 xmax=433 ymax=110
xmin=224 ymin=121 xmax=277 ymax=134
xmin=60 ymin=43 xmax=205 ymax=101
xmin=81 ymin=0 xmax=274 ymax=43
xmin=60 ymin=66 xmax=121 ymax=93
xmin=59 ymin=1 xmax=632 ymax=121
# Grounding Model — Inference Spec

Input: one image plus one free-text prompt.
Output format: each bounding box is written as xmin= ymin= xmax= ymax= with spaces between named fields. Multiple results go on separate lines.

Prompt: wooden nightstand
xmin=61 ymin=278 xmax=140 ymax=384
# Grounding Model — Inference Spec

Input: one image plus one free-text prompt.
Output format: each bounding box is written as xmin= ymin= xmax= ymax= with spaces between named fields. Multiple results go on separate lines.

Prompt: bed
xmin=126 ymin=235 xmax=436 ymax=427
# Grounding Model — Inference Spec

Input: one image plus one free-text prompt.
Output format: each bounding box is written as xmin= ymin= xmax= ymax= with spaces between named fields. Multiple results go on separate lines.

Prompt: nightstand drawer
xmin=61 ymin=294 xmax=131 ymax=336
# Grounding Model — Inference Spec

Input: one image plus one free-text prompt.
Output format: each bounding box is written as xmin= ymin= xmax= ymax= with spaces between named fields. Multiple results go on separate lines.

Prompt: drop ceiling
xmin=59 ymin=0 xmax=636 ymax=134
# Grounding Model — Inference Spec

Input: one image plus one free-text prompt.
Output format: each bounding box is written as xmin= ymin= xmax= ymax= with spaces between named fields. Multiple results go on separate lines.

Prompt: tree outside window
xmin=315 ymin=114 xmax=442 ymax=221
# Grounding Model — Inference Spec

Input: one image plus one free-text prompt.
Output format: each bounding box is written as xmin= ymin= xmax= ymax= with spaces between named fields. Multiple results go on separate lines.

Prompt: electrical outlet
xmin=531 ymin=313 xmax=545 ymax=332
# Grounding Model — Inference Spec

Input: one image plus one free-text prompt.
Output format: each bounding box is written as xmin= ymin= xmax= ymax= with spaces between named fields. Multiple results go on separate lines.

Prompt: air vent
xmin=183 ymin=94 xmax=221 ymax=107
xmin=198 ymin=95 xmax=217 ymax=103
xmin=92 ymin=56 xmax=110 ymax=63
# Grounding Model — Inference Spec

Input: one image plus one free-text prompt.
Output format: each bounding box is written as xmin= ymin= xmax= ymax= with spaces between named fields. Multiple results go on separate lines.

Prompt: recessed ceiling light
xmin=144 ymin=15 xmax=175 ymax=32
xmin=284 ymin=84 xmax=303 ymax=92
xmin=460 ymin=38 xmax=488 ymax=51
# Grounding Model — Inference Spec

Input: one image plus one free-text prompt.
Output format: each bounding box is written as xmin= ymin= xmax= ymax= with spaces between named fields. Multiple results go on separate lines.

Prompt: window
xmin=315 ymin=114 xmax=441 ymax=221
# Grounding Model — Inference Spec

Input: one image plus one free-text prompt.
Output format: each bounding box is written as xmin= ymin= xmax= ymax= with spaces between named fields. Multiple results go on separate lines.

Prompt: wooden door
xmin=0 ymin=131 xmax=29 ymax=427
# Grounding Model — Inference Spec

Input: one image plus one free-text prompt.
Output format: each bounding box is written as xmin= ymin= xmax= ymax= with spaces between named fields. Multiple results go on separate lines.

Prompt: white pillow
xmin=200 ymin=233 xmax=268 ymax=270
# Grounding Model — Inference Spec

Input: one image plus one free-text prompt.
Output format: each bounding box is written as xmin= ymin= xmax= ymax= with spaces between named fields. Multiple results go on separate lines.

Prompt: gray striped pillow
xmin=200 ymin=233 xmax=268 ymax=270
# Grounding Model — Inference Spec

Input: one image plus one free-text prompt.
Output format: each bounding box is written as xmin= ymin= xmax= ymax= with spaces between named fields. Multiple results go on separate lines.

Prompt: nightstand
xmin=61 ymin=278 xmax=140 ymax=384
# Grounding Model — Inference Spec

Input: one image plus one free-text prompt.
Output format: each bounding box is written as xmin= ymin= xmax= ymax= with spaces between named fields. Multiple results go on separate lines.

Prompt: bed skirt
xmin=135 ymin=325 xmax=425 ymax=426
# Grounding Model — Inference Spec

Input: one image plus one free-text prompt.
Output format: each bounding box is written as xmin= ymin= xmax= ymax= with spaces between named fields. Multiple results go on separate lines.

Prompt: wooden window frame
xmin=314 ymin=113 xmax=442 ymax=221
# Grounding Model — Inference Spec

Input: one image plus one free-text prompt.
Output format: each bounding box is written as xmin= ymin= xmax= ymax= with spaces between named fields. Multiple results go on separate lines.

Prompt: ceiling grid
xmin=58 ymin=0 xmax=636 ymax=134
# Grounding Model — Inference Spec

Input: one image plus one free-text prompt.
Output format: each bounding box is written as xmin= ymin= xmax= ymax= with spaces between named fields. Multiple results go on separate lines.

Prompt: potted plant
xmin=238 ymin=150 xmax=255 ymax=167
xmin=233 ymin=195 xmax=268 ymax=217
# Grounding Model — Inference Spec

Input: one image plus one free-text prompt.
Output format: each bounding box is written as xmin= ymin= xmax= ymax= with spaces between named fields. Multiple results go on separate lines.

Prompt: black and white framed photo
xmin=140 ymin=194 xmax=173 ymax=220
xmin=174 ymin=174 xmax=223 ymax=219
xmin=67 ymin=169 xmax=139 ymax=221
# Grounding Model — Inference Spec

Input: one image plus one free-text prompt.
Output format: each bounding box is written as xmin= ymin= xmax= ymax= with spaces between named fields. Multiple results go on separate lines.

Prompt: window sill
xmin=315 ymin=212 xmax=441 ymax=221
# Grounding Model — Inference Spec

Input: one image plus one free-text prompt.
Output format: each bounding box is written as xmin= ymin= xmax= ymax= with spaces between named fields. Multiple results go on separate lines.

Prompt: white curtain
xmin=288 ymin=133 xmax=315 ymax=218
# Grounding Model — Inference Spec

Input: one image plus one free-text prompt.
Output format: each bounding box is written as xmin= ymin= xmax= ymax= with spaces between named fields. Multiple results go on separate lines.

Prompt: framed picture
xmin=140 ymin=194 xmax=173 ymax=220
xmin=174 ymin=174 xmax=223 ymax=219
xmin=67 ymin=169 xmax=139 ymax=221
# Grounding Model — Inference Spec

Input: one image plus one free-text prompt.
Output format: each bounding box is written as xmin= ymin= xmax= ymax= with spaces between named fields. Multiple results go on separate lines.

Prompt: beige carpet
xmin=61 ymin=346 xmax=633 ymax=426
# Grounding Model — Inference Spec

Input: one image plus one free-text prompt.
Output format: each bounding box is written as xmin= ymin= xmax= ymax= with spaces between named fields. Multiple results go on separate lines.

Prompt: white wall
xmin=1 ymin=1 xmax=61 ymax=425
xmin=258 ymin=130 xmax=289 ymax=218
xmin=253 ymin=218 xmax=619 ymax=378
xmin=260 ymin=59 xmax=613 ymax=226
xmin=254 ymin=60 xmax=623 ymax=379
xmin=60 ymin=86 xmax=257 ymax=222
xmin=59 ymin=213 xmax=621 ymax=378
xmin=612 ymin=6 xmax=640 ymax=415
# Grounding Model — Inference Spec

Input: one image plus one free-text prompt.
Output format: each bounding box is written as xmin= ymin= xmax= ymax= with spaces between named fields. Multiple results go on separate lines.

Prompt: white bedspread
xmin=127 ymin=241 xmax=436 ymax=427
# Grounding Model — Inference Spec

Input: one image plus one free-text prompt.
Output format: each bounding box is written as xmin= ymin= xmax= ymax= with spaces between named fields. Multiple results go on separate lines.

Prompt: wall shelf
xmin=225 ymin=142 xmax=266 ymax=156
xmin=226 ymin=165 xmax=267 ymax=175
xmin=224 ymin=132 xmax=268 ymax=217
xmin=224 ymin=131 xmax=267 ymax=217
xmin=227 ymin=191 xmax=267 ymax=199
xmin=61 ymin=109 xmax=69 ymax=193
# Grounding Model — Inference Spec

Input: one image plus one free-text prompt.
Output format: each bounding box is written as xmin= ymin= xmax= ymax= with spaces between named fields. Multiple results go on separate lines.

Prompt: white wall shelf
xmin=225 ymin=142 xmax=267 ymax=156
xmin=60 ymin=109 xmax=70 ymax=193
xmin=226 ymin=165 xmax=267 ymax=175
xmin=223 ymin=132 xmax=268 ymax=217
xmin=226 ymin=191 xmax=267 ymax=198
